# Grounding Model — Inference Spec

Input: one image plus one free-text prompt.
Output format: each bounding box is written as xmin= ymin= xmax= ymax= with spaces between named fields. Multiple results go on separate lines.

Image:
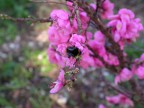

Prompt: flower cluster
xmin=88 ymin=31 xmax=119 ymax=66
xmin=114 ymin=53 xmax=144 ymax=85
xmin=115 ymin=68 xmax=133 ymax=85
xmin=90 ymin=0 xmax=114 ymax=19
xmin=108 ymin=8 xmax=143 ymax=49
xmin=48 ymin=4 xmax=94 ymax=93
xmin=47 ymin=1 xmax=144 ymax=106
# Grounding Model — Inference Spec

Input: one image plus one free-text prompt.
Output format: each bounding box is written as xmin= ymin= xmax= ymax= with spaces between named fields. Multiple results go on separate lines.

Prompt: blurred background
xmin=0 ymin=0 xmax=144 ymax=108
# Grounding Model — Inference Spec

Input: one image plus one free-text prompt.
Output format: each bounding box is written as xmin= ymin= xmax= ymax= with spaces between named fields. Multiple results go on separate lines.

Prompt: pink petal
xmin=135 ymin=66 xmax=144 ymax=79
xmin=98 ymin=104 xmax=106 ymax=108
xmin=58 ymin=69 xmax=65 ymax=82
xmin=50 ymin=81 xmax=63 ymax=94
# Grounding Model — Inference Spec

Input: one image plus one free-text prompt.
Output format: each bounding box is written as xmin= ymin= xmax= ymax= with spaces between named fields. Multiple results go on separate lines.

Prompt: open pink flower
xmin=101 ymin=0 xmax=114 ymax=19
xmin=108 ymin=8 xmax=143 ymax=46
xmin=132 ymin=53 xmax=144 ymax=79
xmin=48 ymin=9 xmax=73 ymax=45
xmin=79 ymin=48 xmax=95 ymax=69
xmin=50 ymin=10 xmax=69 ymax=20
xmin=57 ymin=43 xmax=68 ymax=55
xmin=115 ymin=68 xmax=133 ymax=85
xmin=69 ymin=34 xmax=85 ymax=51
xmin=90 ymin=0 xmax=114 ymax=19
xmin=48 ymin=24 xmax=71 ymax=44
xmin=98 ymin=104 xmax=106 ymax=108
xmin=50 ymin=70 xmax=65 ymax=94
xmin=48 ymin=45 xmax=66 ymax=67
xmin=135 ymin=66 xmax=144 ymax=79
xmin=88 ymin=31 xmax=106 ymax=56
xmin=90 ymin=3 xmax=96 ymax=10
xmin=104 ymin=53 xmax=119 ymax=66
xmin=106 ymin=94 xmax=134 ymax=107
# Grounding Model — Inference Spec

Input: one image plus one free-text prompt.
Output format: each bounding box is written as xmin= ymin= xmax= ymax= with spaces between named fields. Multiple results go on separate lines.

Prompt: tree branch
xmin=0 ymin=14 xmax=52 ymax=23
xmin=74 ymin=0 xmax=82 ymax=34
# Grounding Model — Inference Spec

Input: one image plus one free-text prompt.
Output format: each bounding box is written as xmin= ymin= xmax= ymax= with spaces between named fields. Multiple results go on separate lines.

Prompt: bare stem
xmin=29 ymin=0 xmax=67 ymax=6
xmin=74 ymin=0 xmax=83 ymax=34
xmin=0 ymin=14 xmax=52 ymax=23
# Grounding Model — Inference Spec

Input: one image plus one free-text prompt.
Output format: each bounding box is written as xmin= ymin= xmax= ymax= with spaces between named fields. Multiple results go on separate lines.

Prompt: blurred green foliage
xmin=24 ymin=47 xmax=56 ymax=74
xmin=0 ymin=0 xmax=33 ymax=45
xmin=0 ymin=48 xmax=54 ymax=107
xmin=0 ymin=1 xmax=54 ymax=107
xmin=0 ymin=0 xmax=29 ymax=17
xmin=125 ymin=39 xmax=144 ymax=59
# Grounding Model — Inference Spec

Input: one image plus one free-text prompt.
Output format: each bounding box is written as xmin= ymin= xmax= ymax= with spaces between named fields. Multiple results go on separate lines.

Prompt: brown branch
xmin=74 ymin=0 xmax=82 ymax=34
xmin=94 ymin=0 xmax=101 ymax=17
xmin=0 ymin=14 xmax=52 ymax=23
xmin=29 ymin=0 xmax=67 ymax=6
xmin=129 ymin=79 xmax=144 ymax=104
xmin=107 ymin=83 xmax=132 ymax=99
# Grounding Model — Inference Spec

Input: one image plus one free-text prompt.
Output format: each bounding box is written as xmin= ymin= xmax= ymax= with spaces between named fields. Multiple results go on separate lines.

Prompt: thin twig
xmin=107 ymin=83 xmax=132 ymax=98
xmin=29 ymin=0 xmax=67 ymax=6
xmin=74 ymin=0 xmax=82 ymax=34
xmin=0 ymin=14 xmax=52 ymax=23
xmin=94 ymin=0 xmax=101 ymax=17
xmin=98 ymin=70 xmax=132 ymax=99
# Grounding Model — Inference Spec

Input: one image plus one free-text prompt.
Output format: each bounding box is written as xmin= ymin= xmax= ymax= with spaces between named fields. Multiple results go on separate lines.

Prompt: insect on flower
xmin=66 ymin=46 xmax=81 ymax=58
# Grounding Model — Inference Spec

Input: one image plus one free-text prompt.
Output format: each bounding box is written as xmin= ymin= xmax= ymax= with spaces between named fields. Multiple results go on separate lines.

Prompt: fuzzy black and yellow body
xmin=66 ymin=46 xmax=81 ymax=58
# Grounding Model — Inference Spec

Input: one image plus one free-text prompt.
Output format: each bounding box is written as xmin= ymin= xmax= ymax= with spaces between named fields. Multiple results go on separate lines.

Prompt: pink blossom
xmin=135 ymin=66 xmax=144 ymax=79
xmin=48 ymin=10 xmax=73 ymax=45
xmin=72 ymin=12 xmax=90 ymax=32
xmin=104 ymin=53 xmax=119 ymax=66
xmin=94 ymin=58 xmax=104 ymax=67
xmin=48 ymin=46 xmax=60 ymax=64
xmin=79 ymin=48 xmax=95 ymax=68
xmin=90 ymin=1 xmax=114 ymax=19
xmin=140 ymin=53 xmax=144 ymax=61
xmin=50 ymin=10 xmax=69 ymax=20
xmin=101 ymin=0 xmax=114 ymax=19
xmin=115 ymin=68 xmax=133 ymax=85
xmin=106 ymin=94 xmax=134 ymax=107
xmin=108 ymin=8 xmax=143 ymax=46
xmin=64 ymin=57 xmax=76 ymax=68
xmin=48 ymin=26 xmax=71 ymax=44
xmin=88 ymin=31 xmax=106 ymax=56
xmin=132 ymin=53 xmax=144 ymax=79
xmin=98 ymin=104 xmax=106 ymax=108
xmin=133 ymin=53 xmax=144 ymax=64
xmin=50 ymin=70 xmax=65 ymax=94
xmin=57 ymin=43 xmax=67 ymax=55
xmin=48 ymin=46 xmax=76 ymax=68
xmin=90 ymin=3 xmax=96 ymax=10
xmin=66 ymin=1 xmax=73 ymax=11
xmin=48 ymin=46 xmax=65 ymax=67
xmin=69 ymin=34 xmax=85 ymax=51
xmin=86 ymin=32 xmax=93 ymax=41
xmin=66 ymin=2 xmax=90 ymax=33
